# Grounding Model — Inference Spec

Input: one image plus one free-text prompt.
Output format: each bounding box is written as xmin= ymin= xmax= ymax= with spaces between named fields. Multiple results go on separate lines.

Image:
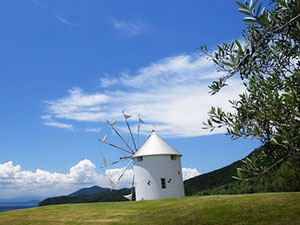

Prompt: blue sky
xmin=0 ymin=0 xmax=263 ymax=198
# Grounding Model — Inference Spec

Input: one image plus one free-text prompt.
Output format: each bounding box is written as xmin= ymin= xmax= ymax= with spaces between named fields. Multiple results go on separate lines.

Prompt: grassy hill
xmin=39 ymin=188 xmax=131 ymax=206
xmin=0 ymin=192 xmax=299 ymax=225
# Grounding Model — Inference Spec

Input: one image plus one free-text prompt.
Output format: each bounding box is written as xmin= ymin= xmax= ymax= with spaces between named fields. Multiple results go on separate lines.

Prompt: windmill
xmin=99 ymin=111 xmax=144 ymax=201
xmin=100 ymin=111 xmax=185 ymax=201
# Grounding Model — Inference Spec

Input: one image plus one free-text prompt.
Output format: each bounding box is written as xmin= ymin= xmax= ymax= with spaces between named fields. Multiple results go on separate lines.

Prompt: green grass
xmin=1 ymin=192 xmax=300 ymax=225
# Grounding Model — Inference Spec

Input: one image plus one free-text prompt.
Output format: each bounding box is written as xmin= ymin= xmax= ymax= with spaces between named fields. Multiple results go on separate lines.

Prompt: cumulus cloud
xmin=42 ymin=53 xmax=244 ymax=137
xmin=182 ymin=168 xmax=201 ymax=181
xmin=0 ymin=161 xmax=200 ymax=198
xmin=0 ymin=160 xmax=109 ymax=198
xmin=105 ymin=167 xmax=134 ymax=187
xmin=101 ymin=166 xmax=200 ymax=187
xmin=104 ymin=166 xmax=200 ymax=185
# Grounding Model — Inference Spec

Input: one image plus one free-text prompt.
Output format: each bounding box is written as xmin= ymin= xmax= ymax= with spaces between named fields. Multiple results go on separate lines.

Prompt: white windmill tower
xmin=132 ymin=130 xmax=185 ymax=201
xmin=99 ymin=112 xmax=185 ymax=201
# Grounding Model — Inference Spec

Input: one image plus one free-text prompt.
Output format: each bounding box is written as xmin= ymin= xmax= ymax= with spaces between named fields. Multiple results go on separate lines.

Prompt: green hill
xmin=39 ymin=188 xmax=131 ymax=206
xmin=184 ymin=160 xmax=242 ymax=195
xmin=1 ymin=192 xmax=300 ymax=225
xmin=184 ymin=145 xmax=300 ymax=195
xmin=68 ymin=186 xmax=110 ymax=197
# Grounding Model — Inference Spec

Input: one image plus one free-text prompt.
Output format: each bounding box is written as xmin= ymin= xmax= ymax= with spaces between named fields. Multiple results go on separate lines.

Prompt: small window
xmin=137 ymin=156 xmax=143 ymax=162
xmin=161 ymin=178 xmax=166 ymax=189
xmin=171 ymin=155 xmax=177 ymax=160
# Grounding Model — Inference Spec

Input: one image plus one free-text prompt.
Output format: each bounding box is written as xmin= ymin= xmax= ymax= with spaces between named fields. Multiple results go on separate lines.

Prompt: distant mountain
xmin=0 ymin=200 xmax=40 ymax=207
xmin=0 ymin=199 xmax=40 ymax=212
xmin=0 ymin=196 xmax=43 ymax=204
xmin=68 ymin=186 xmax=110 ymax=197
xmin=39 ymin=188 xmax=132 ymax=206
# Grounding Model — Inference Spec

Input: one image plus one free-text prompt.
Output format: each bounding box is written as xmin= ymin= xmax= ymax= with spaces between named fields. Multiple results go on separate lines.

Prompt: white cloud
xmin=42 ymin=112 xmax=74 ymax=131
xmin=0 ymin=160 xmax=110 ymax=198
xmin=0 ymin=160 xmax=200 ymax=198
xmin=105 ymin=167 xmax=134 ymax=187
xmin=112 ymin=19 xmax=148 ymax=36
xmin=44 ymin=121 xmax=73 ymax=130
xmin=41 ymin=114 xmax=52 ymax=120
xmin=44 ymin=88 xmax=110 ymax=122
xmin=103 ymin=166 xmax=200 ymax=185
xmin=182 ymin=168 xmax=200 ymax=181
xmin=43 ymin=53 xmax=244 ymax=137
xmin=121 ymin=54 xmax=218 ymax=87
xmin=85 ymin=127 xmax=101 ymax=133
xmin=100 ymin=77 xmax=119 ymax=88
xmin=32 ymin=0 xmax=84 ymax=29
xmin=0 ymin=161 xmax=20 ymax=182
xmin=54 ymin=15 xmax=83 ymax=28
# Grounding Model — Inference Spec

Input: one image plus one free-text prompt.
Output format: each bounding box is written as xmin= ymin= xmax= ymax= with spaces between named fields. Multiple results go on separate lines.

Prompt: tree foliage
xmin=202 ymin=0 xmax=300 ymax=180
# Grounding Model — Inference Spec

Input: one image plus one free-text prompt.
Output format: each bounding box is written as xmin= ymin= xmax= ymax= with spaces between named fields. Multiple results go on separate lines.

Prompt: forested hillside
xmin=184 ymin=146 xmax=300 ymax=195
xmin=39 ymin=188 xmax=131 ymax=206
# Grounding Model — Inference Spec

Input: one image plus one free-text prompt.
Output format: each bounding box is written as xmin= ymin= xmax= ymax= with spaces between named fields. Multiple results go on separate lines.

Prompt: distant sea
xmin=0 ymin=205 xmax=37 ymax=213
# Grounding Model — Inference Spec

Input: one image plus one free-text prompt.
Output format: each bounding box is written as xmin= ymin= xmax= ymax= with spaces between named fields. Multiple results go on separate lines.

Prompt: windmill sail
xmin=123 ymin=113 xmax=131 ymax=120
xmin=123 ymin=175 xmax=135 ymax=201
xmin=102 ymin=157 xmax=108 ymax=167
xmin=109 ymin=178 xmax=116 ymax=190
xmin=109 ymin=120 xmax=116 ymax=127
xmin=101 ymin=158 xmax=125 ymax=168
xmin=139 ymin=117 xmax=144 ymax=123
xmin=123 ymin=193 xmax=132 ymax=201
xmin=102 ymin=134 xmax=107 ymax=143
xmin=137 ymin=115 xmax=144 ymax=149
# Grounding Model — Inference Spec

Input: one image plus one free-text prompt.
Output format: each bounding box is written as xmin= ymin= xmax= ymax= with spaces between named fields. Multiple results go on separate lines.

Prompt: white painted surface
xmin=133 ymin=155 xmax=185 ymax=201
xmin=132 ymin=131 xmax=182 ymax=158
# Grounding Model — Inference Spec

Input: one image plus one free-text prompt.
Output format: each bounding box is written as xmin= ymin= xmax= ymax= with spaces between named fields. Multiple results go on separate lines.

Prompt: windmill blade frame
xmin=114 ymin=160 xmax=132 ymax=187
xmin=106 ymin=120 xmax=135 ymax=154
xmin=122 ymin=111 xmax=137 ymax=152
xmin=100 ymin=112 xmax=145 ymax=197
xmin=101 ymin=157 xmax=127 ymax=168
xmin=99 ymin=137 xmax=133 ymax=154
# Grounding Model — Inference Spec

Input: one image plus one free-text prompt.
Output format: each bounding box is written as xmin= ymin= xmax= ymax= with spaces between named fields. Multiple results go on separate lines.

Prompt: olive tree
xmin=202 ymin=0 xmax=300 ymax=180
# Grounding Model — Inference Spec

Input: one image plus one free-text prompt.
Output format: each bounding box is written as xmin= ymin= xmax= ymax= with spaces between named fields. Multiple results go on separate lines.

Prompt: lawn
xmin=0 ymin=192 xmax=299 ymax=225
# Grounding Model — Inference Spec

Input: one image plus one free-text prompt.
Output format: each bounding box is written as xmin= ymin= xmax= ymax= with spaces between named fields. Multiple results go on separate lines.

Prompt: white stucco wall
xmin=133 ymin=155 xmax=185 ymax=201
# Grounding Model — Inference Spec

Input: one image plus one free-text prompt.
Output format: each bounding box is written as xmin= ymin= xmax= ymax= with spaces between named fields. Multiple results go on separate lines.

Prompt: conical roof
xmin=132 ymin=131 xmax=182 ymax=158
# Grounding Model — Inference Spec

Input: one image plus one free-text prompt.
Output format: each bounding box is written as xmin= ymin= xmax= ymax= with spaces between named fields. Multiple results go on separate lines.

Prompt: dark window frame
xmin=137 ymin=156 xmax=143 ymax=162
xmin=170 ymin=155 xmax=177 ymax=160
xmin=161 ymin=178 xmax=166 ymax=189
